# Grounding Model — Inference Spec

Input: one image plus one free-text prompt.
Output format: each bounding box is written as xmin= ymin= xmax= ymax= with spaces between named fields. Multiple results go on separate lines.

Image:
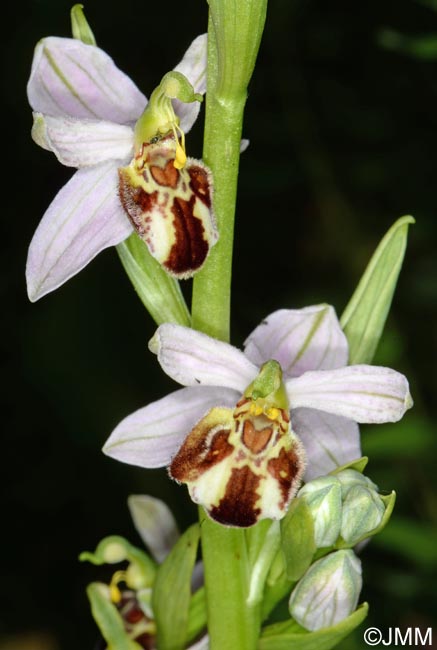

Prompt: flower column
xmin=191 ymin=2 xmax=268 ymax=649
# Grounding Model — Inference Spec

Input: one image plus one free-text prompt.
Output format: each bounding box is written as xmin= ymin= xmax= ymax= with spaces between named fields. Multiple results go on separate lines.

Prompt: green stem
xmin=191 ymin=14 xmax=246 ymax=342
xmin=191 ymin=9 xmax=265 ymax=649
xmin=198 ymin=510 xmax=261 ymax=650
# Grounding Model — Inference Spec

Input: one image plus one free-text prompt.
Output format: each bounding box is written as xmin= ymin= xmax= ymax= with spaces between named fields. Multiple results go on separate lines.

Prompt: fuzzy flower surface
xmin=104 ymin=305 xmax=412 ymax=524
xmin=26 ymin=34 xmax=207 ymax=301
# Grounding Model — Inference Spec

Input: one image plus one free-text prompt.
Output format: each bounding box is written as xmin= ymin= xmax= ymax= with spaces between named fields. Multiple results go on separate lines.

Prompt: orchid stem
xmin=191 ymin=15 xmax=245 ymax=342
xmin=191 ymin=8 xmax=265 ymax=650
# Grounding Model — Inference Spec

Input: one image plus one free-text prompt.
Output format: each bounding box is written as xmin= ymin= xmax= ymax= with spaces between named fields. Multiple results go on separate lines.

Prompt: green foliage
xmin=280 ymin=498 xmax=316 ymax=581
xmin=341 ymin=216 xmax=414 ymax=364
xmin=152 ymin=523 xmax=200 ymax=650
xmin=259 ymin=604 xmax=369 ymax=650
xmin=117 ymin=234 xmax=191 ymax=326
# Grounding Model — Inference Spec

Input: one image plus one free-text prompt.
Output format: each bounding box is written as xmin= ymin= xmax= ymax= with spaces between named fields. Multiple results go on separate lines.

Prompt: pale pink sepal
xmin=244 ymin=305 xmax=348 ymax=377
xmin=292 ymin=408 xmax=361 ymax=481
xmin=286 ymin=365 xmax=413 ymax=423
xmin=127 ymin=495 xmax=180 ymax=563
xmin=32 ymin=113 xmax=134 ymax=167
xmin=172 ymin=34 xmax=207 ymax=133
xmin=27 ymin=37 xmax=146 ymax=123
xmin=149 ymin=324 xmax=258 ymax=392
xmin=103 ymin=386 xmax=239 ymax=468
xmin=26 ymin=161 xmax=133 ymax=301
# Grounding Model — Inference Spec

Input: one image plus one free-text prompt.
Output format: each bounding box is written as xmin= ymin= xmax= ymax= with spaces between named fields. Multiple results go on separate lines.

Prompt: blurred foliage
xmin=3 ymin=0 xmax=437 ymax=647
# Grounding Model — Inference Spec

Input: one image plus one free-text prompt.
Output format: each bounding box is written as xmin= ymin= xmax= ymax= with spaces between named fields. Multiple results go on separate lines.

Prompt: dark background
xmin=3 ymin=0 xmax=437 ymax=648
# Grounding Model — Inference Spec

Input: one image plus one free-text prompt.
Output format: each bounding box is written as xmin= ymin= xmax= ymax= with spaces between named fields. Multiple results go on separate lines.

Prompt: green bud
xmin=341 ymin=485 xmax=385 ymax=545
xmin=335 ymin=469 xmax=388 ymax=546
xmin=298 ymin=476 xmax=343 ymax=548
xmin=289 ymin=550 xmax=362 ymax=631
xmin=80 ymin=535 xmax=156 ymax=588
xmin=80 ymin=535 xmax=130 ymax=565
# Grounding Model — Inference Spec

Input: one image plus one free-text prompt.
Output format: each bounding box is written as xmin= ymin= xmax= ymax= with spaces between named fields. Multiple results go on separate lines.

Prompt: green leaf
xmin=116 ymin=234 xmax=191 ymax=327
xmin=340 ymin=215 xmax=414 ymax=364
xmin=281 ymin=498 xmax=316 ymax=581
xmin=86 ymin=583 xmax=143 ymax=650
xmin=152 ymin=523 xmax=200 ymax=650
xmin=70 ymin=4 xmax=96 ymax=46
xmin=186 ymin=587 xmax=207 ymax=645
xmin=259 ymin=603 xmax=368 ymax=650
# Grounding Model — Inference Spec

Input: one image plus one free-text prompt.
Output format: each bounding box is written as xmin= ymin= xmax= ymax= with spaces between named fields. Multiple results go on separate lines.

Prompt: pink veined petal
xmin=292 ymin=408 xmax=361 ymax=481
xmin=149 ymin=324 xmax=258 ymax=392
xmin=286 ymin=365 xmax=413 ymax=423
xmin=244 ymin=305 xmax=348 ymax=377
xmin=26 ymin=161 xmax=133 ymax=302
xmin=32 ymin=112 xmax=134 ymax=167
xmin=27 ymin=37 xmax=146 ymax=123
xmin=172 ymin=34 xmax=207 ymax=133
xmin=103 ymin=386 xmax=239 ymax=469
xmin=127 ymin=495 xmax=180 ymax=563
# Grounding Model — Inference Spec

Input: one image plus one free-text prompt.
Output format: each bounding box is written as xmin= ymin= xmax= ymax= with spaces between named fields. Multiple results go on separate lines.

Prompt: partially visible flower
xmin=82 ymin=495 xmax=207 ymax=650
xmin=104 ymin=305 xmax=412 ymax=527
xmin=26 ymin=33 xmax=208 ymax=301
xmin=288 ymin=549 xmax=362 ymax=631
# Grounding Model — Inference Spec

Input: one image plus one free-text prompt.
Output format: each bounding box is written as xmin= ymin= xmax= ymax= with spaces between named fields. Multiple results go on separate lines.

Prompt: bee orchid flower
xmin=103 ymin=305 xmax=412 ymax=527
xmin=26 ymin=33 xmax=208 ymax=301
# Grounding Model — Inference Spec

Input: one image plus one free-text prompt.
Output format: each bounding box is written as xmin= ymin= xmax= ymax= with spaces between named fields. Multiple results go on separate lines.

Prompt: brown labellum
xmin=169 ymin=401 xmax=305 ymax=528
xmin=118 ymin=134 xmax=217 ymax=278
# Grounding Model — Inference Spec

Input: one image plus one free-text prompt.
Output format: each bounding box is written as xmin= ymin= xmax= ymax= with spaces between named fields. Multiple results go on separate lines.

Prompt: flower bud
xmin=337 ymin=470 xmax=385 ymax=545
xmin=288 ymin=549 xmax=362 ymax=631
xmin=298 ymin=476 xmax=342 ymax=548
xmin=79 ymin=535 xmax=130 ymax=565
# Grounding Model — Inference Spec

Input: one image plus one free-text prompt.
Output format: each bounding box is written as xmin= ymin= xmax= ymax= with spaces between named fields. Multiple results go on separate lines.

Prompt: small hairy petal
xmin=127 ymin=495 xmax=180 ymax=563
xmin=149 ymin=324 xmax=258 ymax=391
xmin=103 ymin=386 xmax=239 ymax=468
xmin=27 ymin=37 xmax=146 ymax=123
xmin=292 ymin=408 xmax=361 ymax=481
xmin=172 ymin=34 xmax=207 ymax=133
xmin=26 ymin=161 xmax=133 ymax=301
xmin=31 ymin=113 xmax=134 ymax=167
xmin=286 ymin=365 xmax=413 ymax=423
xmin=244 ymin=305 xmax=348 ymax=377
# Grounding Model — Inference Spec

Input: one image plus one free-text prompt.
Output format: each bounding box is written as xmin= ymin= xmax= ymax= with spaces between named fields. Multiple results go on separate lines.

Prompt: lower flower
xmin=169 ymin=361 xmax=305 ymax=527
xmin=103 ymin=305 xmax=412 ymax=528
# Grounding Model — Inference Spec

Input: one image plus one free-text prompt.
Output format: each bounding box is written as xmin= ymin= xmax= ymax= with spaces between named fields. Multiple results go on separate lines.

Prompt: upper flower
xmin=26 ymin=33 xmax=208 ymax=301
xmin=103 ymin=304 xmax=412 ymax=526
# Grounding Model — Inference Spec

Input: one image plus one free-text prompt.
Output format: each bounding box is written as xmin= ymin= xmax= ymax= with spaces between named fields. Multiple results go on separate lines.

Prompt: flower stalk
xmin=191 ymin=2 xmax=268 ymax=648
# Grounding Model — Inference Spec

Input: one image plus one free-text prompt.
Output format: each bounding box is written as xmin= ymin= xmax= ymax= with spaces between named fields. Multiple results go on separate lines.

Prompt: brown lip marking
xmin=189 ymin=165 xmax=212 ymax=208
xmin=242 ymin=419 xmax=273 ymax=454
xmin=170 ymin=427 xmax=234 ymax=483
xmin=209 ymin=465 xmax=261 ymax=527
xmin=165 ymin=195 xmax=209 ymax=276
xmin=267 ymin=447 xmax=302 ymax=507
xmin=118 ymin=169 xmax=159 ymax=234
xmin=150 ymin=159 xmax=179 ymax=189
